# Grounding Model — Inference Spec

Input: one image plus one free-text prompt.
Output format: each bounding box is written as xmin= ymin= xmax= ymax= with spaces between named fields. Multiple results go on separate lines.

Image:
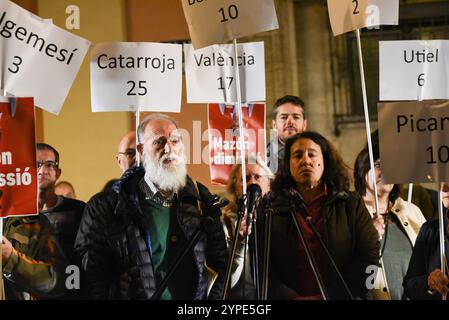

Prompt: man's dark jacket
xmin=403 ymin=217 xmax=449 ymax=300
xmin=74 ymin=167 xmax=228 ymax=300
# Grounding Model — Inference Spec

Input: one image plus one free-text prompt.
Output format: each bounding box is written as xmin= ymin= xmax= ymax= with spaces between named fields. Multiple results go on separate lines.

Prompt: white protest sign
xmin=90 ymin=42 xmax=182 ymax=113
xmin=0 ymin=0 xmax=91 ymax=115
xmin=184 ymin=42 xmax=265 ymax=104
xmin=380 ymin=40 xmax=449 ymax=101
xmin=182 ymin=0 xmax=278 ymax=49
xmin=327 ymin=0 xmax=398 ymax=36
xmin=378 ymin=100 xmax=449 ymax=184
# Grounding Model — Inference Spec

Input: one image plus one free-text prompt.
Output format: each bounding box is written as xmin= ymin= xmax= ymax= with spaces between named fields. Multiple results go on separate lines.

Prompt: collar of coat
xmin=112 ymin=166 xmax=202 ymax=216
xmin=266 ymin=186 xmax=350 ymax=215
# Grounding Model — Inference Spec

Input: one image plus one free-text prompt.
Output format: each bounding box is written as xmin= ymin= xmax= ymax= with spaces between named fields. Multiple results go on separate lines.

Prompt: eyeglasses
xmin=245 ymin=174 xmax=268 ymax=182
xmin=37 ymin=161 xmax=59 ymax=170
xmin=118 ymin=149 xmax=136 ymax=158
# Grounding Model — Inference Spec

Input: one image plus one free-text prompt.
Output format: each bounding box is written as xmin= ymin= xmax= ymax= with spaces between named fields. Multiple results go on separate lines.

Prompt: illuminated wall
xmin=37 ymin=0 xmax=130 ymax=201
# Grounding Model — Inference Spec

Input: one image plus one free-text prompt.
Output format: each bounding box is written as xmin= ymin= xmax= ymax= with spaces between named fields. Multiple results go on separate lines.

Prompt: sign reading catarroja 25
xmin=182 ymin=0 xmax=278 ymax=49
xmin=378 ymin=101 xmax=449 ymax=184
xmin=327 ymin=0 xmax=398 ymax=36
xmin=0 ymin=0 xmax=91 ymax=115
xmin=90 ymin=42 xmax=182 ymax=113
xmin=184 ymin=42 xmax=265 ymax=104
xmin=380 ymin=40 xmax=449 ymax=101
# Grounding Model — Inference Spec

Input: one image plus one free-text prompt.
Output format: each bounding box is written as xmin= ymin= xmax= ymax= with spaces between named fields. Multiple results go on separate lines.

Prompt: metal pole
xmin=135 ymin=107 xmax=141 ymax=167
xmin=232 ymin=39 xmax=247 ymax=196
xmin=355 ymin=29 xmax=380 ymax=217
xmin=0 ymin=218 xmax=5 ymax=300
xmin=407 ymin=183 xmax=414 ymax=203
xmin=438 ymin=181 xmax=447 ymax=300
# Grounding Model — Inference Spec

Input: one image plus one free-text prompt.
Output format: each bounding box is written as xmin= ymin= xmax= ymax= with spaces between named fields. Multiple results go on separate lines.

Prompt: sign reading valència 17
xmin=380 ymin=40 xmax=449 ymax=101
xmin=184 ymin=42 xmax=265 ymax=103
xmin=182 ymin=0 xmax=278 ymax=49
xmin=90 ymin=42 xmax=182 ymax=113
xmin=378 ymin=100 xmax=449 ymax=184
xmin=0 ymin=0 xmax=91 ymax=115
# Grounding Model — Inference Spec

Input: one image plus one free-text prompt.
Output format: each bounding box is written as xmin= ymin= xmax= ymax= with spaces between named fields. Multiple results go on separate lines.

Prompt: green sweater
xmin=140 ymin=198 xmax=196 ymax=299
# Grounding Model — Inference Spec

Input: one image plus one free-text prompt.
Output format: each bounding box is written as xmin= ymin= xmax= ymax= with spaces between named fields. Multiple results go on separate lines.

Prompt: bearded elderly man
xmin=75 ymin=114 xmax=228 ymax=300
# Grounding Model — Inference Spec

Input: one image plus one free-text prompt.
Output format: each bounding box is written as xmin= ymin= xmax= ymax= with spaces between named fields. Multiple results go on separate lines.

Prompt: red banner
xmin=208 ymin=103 xmax=266 ymax=186
xmin=0 ymin=97 xmax=37 ymax=218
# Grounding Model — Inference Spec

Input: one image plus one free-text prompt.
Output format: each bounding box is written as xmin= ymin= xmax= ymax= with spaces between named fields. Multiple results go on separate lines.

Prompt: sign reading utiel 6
xmin=380 ymin=40 xmax=449 ymax=101
xmin=378 ymin=100 xmax=449 ymax=184
xmin=0 ymin=0 xmax=90 ymax=115
xmin=182 ymin=0 xmax=278 ymax=49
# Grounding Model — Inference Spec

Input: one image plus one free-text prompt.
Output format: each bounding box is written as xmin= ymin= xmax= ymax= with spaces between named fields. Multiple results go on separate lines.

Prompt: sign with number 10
xmin=182 ymin=0 xmax=278 ymax=49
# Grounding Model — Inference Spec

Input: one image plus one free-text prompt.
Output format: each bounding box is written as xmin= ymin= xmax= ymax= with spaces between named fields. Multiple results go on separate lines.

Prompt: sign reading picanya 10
xmin=378 ymin=100 xmax=449 ymax=184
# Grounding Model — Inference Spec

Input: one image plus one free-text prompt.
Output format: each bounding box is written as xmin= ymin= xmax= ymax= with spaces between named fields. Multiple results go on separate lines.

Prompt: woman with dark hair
xmin=261 ymin=131 xmax=379 ymax=300
xmin=354 ymin=131 xmax=426 ymax=300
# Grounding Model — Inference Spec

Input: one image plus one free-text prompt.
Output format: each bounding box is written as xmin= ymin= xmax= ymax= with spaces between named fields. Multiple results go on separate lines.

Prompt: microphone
xmin=209 ymin=194 xmax=230 ymax=209
xmin=203 ymin=194 xmax=230 ymax=220
xmin=247 ymin=184 xmax=262 ymax=216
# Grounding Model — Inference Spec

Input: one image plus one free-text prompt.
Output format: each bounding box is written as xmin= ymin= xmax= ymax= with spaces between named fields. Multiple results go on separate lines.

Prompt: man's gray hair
xmin=137 ymin=113 xmax=178 ymax=144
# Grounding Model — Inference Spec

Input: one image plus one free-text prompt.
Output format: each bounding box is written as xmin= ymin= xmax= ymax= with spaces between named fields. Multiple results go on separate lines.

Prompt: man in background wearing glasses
xmin=116 ymin=131 xmax=138 ymax=173
xmin=2 ymin=143 xmax=85 ymax=299
xmin=102 ymin=131 xmax=139 ymax=193
xmin=36 ymin=143 xmax=85 ymax=272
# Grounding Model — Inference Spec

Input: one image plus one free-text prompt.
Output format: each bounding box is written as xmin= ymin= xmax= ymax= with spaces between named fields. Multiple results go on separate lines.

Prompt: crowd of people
xmin=2 ymin=95 xmax=448 ymax=300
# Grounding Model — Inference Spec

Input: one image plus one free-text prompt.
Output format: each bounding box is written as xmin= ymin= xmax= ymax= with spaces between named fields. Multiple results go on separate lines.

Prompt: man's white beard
xmin=142 ymin=147 xmax=187 ymax=192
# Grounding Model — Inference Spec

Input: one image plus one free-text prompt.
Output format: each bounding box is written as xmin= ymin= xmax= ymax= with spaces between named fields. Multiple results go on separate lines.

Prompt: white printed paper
xmin=90 ymin=42 xmax=182 ymax=113
xmin=380 ymin=40 xmax=449 ymax=101
xmin=0 ymin=0 xmax=91 ymax=115
xmin=184 ymin=42 xmax=265 ymax=104
xmin=327 ymin=0 xmax=399 ymax=36
xmin=378 ymin=100 xmax=449 ymax=184
xmin=181 ymin=0 xmax=278 ymax=49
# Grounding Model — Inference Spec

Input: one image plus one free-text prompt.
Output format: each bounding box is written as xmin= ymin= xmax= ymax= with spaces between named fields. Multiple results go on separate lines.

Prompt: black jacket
xmin=403 ymin=218 xmax=449 ymax=300
xmin=74 ymin=167 xmax=228 ymax=300
xmin=258 ymin=189 xmax=380 ymax=300
xmin=42 ymin=196 xmax=85 ymax=266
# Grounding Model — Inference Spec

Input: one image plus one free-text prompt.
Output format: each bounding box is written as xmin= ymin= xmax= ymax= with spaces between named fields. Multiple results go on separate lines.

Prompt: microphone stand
xmin=239 ymin=196 xmax=261 ymax=300
xmin=221 ymin=196 xmax=246 ymax=300
xmin=151 ymin=195 xmax=224 ymax=300
xmin=249 ymin=204 xmax=260 ymax=299
xmin=299 ymin=208 xmax=354 ymax=300
xmin=289 ymin=207 xmax=329 ymax=300
xmin=261 ymin=196 xmax=274 ymax=300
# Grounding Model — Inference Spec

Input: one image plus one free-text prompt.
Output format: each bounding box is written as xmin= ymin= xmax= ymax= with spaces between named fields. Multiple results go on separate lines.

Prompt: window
xmin=330 ymin=1 xmax=449 ymax=136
